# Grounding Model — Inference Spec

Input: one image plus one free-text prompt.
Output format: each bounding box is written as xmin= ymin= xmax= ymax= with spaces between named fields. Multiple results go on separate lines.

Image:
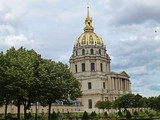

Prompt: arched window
xmin=90 ymin=49 xmax=94 ymax=55
xmin=82 ymin=49 xmax=85 ymax=55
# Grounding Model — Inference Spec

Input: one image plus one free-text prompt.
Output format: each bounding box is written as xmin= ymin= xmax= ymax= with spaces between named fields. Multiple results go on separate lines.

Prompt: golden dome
xmin=75 ymin=7 xmax=104 ymax=47
xmin=75 ymin=32 xmax=104 ymax=47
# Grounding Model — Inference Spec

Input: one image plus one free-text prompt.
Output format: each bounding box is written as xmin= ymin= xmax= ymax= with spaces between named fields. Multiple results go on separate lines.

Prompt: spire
xmin=87 ymin=6 xmax=90 ymax=18
xmin=84 ymin=6 xmax=94 ymax=32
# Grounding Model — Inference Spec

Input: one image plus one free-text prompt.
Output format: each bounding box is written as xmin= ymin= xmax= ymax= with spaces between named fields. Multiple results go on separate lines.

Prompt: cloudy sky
xmin=0 ymin=0 xmax=160 ymax=97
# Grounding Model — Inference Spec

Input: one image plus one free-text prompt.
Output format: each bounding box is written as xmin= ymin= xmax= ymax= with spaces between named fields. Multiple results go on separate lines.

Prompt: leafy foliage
xmin=82 ymin=111 xmax=89 ymax=120
xmin=95 ymin=100 xmax=111 ymax=111
xmin=126 ymin=110 xmax=132 ymax=119
xmin=0 ymin=47 xmax=81 ymax=120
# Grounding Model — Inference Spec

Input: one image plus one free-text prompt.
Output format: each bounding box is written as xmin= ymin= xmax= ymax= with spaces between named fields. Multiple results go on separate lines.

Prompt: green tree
xmin=104 ymin=100 xmax=112 ymax=111
xmin=147 ymin=96 xmax=160 ymax=111
xmin=0 ymin=49 xmax=15 ymax=120
xmin=82 ymin=111 xmax=89 ymax=120
xmin=139 ymin=97 xmax=148 ymax=109
xmin=132 ymin=94 xmax=143 ymax=109
xmin=147 ymin=97 xmax=157 ymax=110
xmin=3 ymin=47 xmax=42 ymax=120
xmin=95 ymin=101 xmax=106 ymax=112
xmin=116 ymin=93 xmax=135 ymax=110
xmin=38 ymin=61 xmax=81 ymax=120
xmin=95 ymin=100 xmax=111 ymax=112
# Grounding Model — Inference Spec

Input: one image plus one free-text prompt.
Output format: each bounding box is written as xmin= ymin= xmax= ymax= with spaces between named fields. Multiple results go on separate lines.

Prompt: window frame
xmin=82 ymin=49 xmax=85 ymax=55
xmin=100 ymin=63 xmax=103 ymax=72
xmin=88 ymin=99 xmax=92 ymax=109
xmin=82 ymin=63 xmax=85 ymax=72
xmin=88 ymin=82 xmax=92 ymax=89
xmin=90 ymin=49 xmax=94 ymax=55
xmin=91 ymin=63 xmax=95 ymax=71
xmin=75 ymin=64 xmax=77 ymax=73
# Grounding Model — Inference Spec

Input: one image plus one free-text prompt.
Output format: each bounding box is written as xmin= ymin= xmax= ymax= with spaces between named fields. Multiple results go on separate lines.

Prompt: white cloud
xmin=0 ymin=0 xmax=160 ymax=97
xmin=0 ymin=34 xmax=34 ymax=47
xmin=149 ymin=84 xmax=160 ymax=91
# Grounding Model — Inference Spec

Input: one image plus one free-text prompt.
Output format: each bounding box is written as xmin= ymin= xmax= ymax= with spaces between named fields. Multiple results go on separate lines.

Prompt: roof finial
xmin=87 ymin=6 xmax=90 ymax=18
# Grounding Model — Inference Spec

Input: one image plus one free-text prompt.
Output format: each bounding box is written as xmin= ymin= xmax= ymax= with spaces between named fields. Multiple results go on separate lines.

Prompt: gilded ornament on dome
xmin=97 ymin=39 xmax=100 ymax=44
xmin=89 ymin=40 xmax=94 ymax=44
xmin=82 ymin=39 xmax=86 ymax=44
xmin=82 ymin=36 xmax=86 ymax=40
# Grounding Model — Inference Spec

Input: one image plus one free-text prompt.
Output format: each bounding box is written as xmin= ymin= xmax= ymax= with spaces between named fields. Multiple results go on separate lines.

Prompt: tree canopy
xmin=0 ymin=47 xmax=82 ymax=120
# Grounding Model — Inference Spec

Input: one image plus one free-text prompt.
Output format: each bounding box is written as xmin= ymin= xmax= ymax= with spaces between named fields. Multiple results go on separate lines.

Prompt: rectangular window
xmin=82 ymin=49 xmax=85 ymax=55
xmin=88 ymin=99 xmax=92 ymax=109
xmin=88 ymin=82 xmax=92 ymax=89
xmin=103 ymin=82 xmax=105 ymax=89
xmin=100 ymin=63 xmax=103 ymax=72
xmin=75 ymin=65 xmax=77 ymax=73
xmin=82 ymin=63 xmax=85 ymax=72
xmin=91 ymin=63 xmax=95 ymax=71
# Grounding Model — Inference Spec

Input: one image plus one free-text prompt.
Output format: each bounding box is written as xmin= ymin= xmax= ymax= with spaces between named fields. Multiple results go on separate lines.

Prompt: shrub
xmin=104 ymin=111 xmax=108 ymax=118
xmin=26 ymin=112 xmax=32 ymax=119
xmin=117 ymin=110 xmax=123 ymax=117
xmin=6 ymin=113 xmax=12 ymax=119
xmin=51 ymin=111 xmax=57 ymax=120
xmin=126 ymin=110 xmax=132 ymax=119
xmin=90 ymin=111 xmax=97 ymax=119
xmin=133 ymin=110 xmax=139 ymax=118
xmin=82 ymin=111 xmax=89 ymax=120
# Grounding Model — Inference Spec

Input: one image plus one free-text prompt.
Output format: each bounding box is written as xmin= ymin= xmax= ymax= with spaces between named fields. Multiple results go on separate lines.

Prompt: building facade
xmin=69 ymin=7 xmax=131 ymax=112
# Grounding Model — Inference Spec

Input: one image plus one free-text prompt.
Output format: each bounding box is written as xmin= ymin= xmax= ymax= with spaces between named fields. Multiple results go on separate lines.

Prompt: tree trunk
xmin=35 ymin=102 xmax=37 ymax=120
xmin=4 ymin=101 xmax=8 ymax=120
xmin=23 ymin=101 xmax=30 ymax=120
xmin=48 ymin=102 xmax=52 ymax=120
xmin=17 ymin=99 xmax=21 ymax=120
xmin=24 ymin=106 xmax=27 ymax=120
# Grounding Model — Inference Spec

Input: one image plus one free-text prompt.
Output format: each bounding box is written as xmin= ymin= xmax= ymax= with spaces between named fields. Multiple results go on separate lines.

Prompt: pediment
xmin=119 ymin=71 xmax=130 ymax=78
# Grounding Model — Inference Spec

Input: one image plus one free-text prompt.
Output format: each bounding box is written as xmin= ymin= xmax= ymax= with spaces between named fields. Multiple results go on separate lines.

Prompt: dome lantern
xmin=84 ymin=6 xmax=94 ymax=32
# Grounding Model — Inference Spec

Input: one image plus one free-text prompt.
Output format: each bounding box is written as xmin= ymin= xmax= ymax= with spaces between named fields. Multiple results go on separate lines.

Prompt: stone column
xmin=112 ymin=77 xmax=115 ymax=90
xmin=96 ymin=59 xmax=100 ymax=72
xmin=117 ymin=78 xmax=119 ymax=90
xmin=120 ymin=78 xmax=122 ymax=91
xmin=77 ymin=60 xmax=81 ymax=73
xmin=115 ymin=78 xmax=117 ymax=90
xmin=86 ymin=59 xmax=89 ymax=72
